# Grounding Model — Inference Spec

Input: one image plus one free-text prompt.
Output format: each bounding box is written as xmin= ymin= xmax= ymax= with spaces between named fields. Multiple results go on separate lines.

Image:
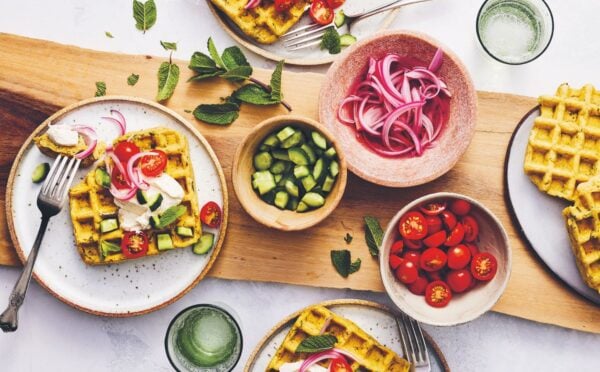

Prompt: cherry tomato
xmin=420 ymin=247 xmax=447 ymax=272
xmin=408 ymin=275 xmax=428 ymax=295
xmin=395 ymin=260 xmax=419 ymax=284
xmin=389 ymin=255 xmax=403 ymax=270
xmin=447 ymin=244 xmax=472 ymax=270
xmin=140 ymin=150 xmax=167 ymax=177
xmin=402 ymin=251 xmax=421 ymax=267
xmin=404 ymin=238 xmax=423 ymax=251
xmin=113 ymin=141 xmax=140 ymax=164
xmin=466 ymin=243 xmax=480 ymax=257
xmin=445 ymin=223 xmax=465 ymax=246
xmin=425 ymin=281 xmax=452 ymax=307
xmin=390 ymin=240 xmax=404 ymax=255
xmin=121 ymin=231 xmax=149 ymax=259
xmin=426 ymin=270 xmax=443 ymax=282
xmin=423 ymin=230 xmax=447 ymax=247
xmin=200 ymin=201 xmax=222 ymax=228
xmin=462 ymin=215 xmax=479 ymax=242
xmin=441 ymin=210 xmax=457 ymax=230
xmin=330 ymin=356 xmax=352 ymax=372
xmin=425 ymin=215 xmax=442 ymax=234
xmin=111 ymin=166 xmax=130 ymax=190
xmin=326 ymin=0 xmax=346 ymax=9
xmin=310 ymin=0 xmax=334 ymax=25
xmin=399 ymin=211 xmax=428 ymax=240
xmin=274 ymin=0 xmax=294 ymax=12
xmin=419 ymin=202 xmax=447 ymax=216
xmin=446 ymin=269 xmax=473 ymax=293
xmin=450 ymin=199 xmax=471 ymax=216
xmin=471 ymin=252 xmax=498 ymax=281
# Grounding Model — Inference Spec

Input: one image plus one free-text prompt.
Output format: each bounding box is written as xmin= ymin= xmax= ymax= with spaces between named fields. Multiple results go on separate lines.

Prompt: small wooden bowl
xmin=232 ymin=115 xmax=347 ymax=231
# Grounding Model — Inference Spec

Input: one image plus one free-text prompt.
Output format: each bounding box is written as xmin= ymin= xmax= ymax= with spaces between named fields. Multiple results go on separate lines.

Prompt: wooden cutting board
xmin=1 ymin=33 xmax=599 ymax=333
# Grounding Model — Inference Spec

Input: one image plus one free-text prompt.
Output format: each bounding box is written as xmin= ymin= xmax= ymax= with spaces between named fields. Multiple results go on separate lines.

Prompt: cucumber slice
xmin=261 ymin=134 xmax=280 ymax=148
xmin=271 ymin=149 xmax=290 ymax=161
xmin=324 ymin=147 xmax=337 ymax=159
xmin=136 ymin=189 xmax=148 ymax=204
xmin=285 ymin=180 xmax=300 ymax=198
xmin=281 ymin=131 xmax=305 ymax=149
xmin=301 ymin=174 xmax=317 ymax=192
xmin=253 ymin=171 xmax=276 ymax=195
xmin=270 ymin=160 xmax=287 ymax=174
xmin=274 ymin=174 xmax=283 ymax=184
xmin=148 ymin=193 xmax=164 ymax=212
xmin=322 ymin=175 xmax=335 ymax=193
xmin=149 ymin=215 xmax=161 ymax=228
xmin=193 ymin=233 xmax=214 ymax=255
xmin=157 ymin=233 xmax=174 ymax=251
xmin=301 ymin=192 xmax=326 ymax=208
xmin=340 ymin=34 xmax=357 ymax=47
xmin=294 ymin=165 xmax=310 ymax=179
xmin=312 ymin=158 xmax=329 ymax=184
xmin=274 ymin=191 xmax=289 ymax=209
xmin=329 ymin=160 xmax=340 ymax=178
xmin=176 ymin=226 xmax=194 ymax=237
xmin=100 ymin=240 xmax=121 ymax=259
xmin=254 ymin=152 xmax=273 ymax=171
xmin=94 ymin=168 xmax=111 ymax=188
xmin=287 ymin=196 xmax=299 ymax=211
xmin=100 ymin=218 xmax=119 ymax=233
xmin=276 ymin=126 xmax=296 ymax=142
xmin=296 ymin=201 xmax=309 ymax=213
xmin=288 ymin=147 xmax=309 ymax=166
xmin=301 ymin=144 xmax=317 ymax=165
xmin=32 ymin=163 xmax=50 ymax=184
xmin=334 ymin=10 xmax=346 ymax=27
xmin=311 ymin=131 xmax=328 ymax=150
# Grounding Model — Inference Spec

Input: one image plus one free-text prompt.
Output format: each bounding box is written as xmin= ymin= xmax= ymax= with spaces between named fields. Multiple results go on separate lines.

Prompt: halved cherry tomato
xmin=326 ymin=0 xmax=346 ymax=9
xmin=446 ymin=269 xmax=473 ymax=293
xmin=445 ymin=223 xmax=465 ymax=246
xmin=390 ymin=240 xmax=404 ymax=255
xmin=423 ymin=230 xmax=447 ymax=247
xmin=389 ymin=255 xmax=403 ymax=270
xmin=402 ymin=251 xmax=421 ymax=267
xmin=309 ymin=0 xmax=334 ymax=25
xmin=471 ymin=252 xmax=498 ymax=281
xmin=425 ymin=215 xmax=442 ymax=234
xmin=466 ymin=243 xmax=480 ymax=257
xmin=419 ymin=202 xmax=447 ymax=216
xmin=200 ymin=201 xmax=222 ymax=228
xmin=399 ymin=211 xmax=428 ymax=240
xmin=404 ymin=238 xmax=423 ymax=250
xmin=330 ymin=356 xmax=352 ymax=372
xmin=121 ymin=231 xmax=149 ymax=259
xmin=140 ymin=149 xmax=167 ymax=177
xmin=408 ymin=275 xmax=428 ymax=295
xmin=111 ymin=166 xmax=130 ymax=190
xmin=450 ymin=199 xmax=471 ymax=216
xmin=113 ymin=141 xmax=140 ymax=164
xmin=440 ymin=210 xmax=457 ymax=230
xmin=420 ymin=247 xmax=447 ymax=272
xmin=462 ymin=215 xmax=479 ymax=242
xmin=447 ymin=244 xmax=471 ymax=270
xmin=425 ymin=281 xmax=452 ymax=307
xmin=395 ymin=260 xmax=419 ymax=284
xmin=274 ymin=0 xmax=294 ymax=12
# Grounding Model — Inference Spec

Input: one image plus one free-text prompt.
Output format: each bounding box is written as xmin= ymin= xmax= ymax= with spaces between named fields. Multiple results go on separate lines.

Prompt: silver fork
xmin=0 ymin=155 xmax=80 ymax=332
xmin=282 ymin=0 xmax=433 ymax=51
xmin=397 ymin=312 xmax=431 ymax=371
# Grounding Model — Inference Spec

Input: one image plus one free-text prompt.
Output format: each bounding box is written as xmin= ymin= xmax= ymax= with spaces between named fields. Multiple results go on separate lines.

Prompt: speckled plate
xmin=505 ymin=107 xmax=600 ymax=305
xmin=6 ymin=96 xmax=228 ymax=317
xmin=245 ymin=299 xmax=449 ymax=372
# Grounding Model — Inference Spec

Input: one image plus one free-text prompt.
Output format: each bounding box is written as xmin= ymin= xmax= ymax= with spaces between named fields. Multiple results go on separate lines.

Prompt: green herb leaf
xmin=193 ymin=102 xmax=240 ymax=125
xmin=221 ymin=66 xmax=253 ymax=82
xmin=221 ymin=46 xmax=250 ymax=69
xmin=270 ymin=60 xmax=284 ymax=102
xmin=364 ymin=216 xmax=383 ymax=257
xmin=350 ymin=258 xmax=361 ymax=274
xmin=157 ymin=61 xmax=180 ymax=101
xmin=321 ymin=27 xmax=341 ymax=55
xmin=133 ymin=0 xmax=157 ymax=33
xmin=207 ymin=37 xmax=225 ymax=69
xmin=160 ymin=40 xmax=177 ymax=51
xmin=233 ymin=84 xmax=279 ymax=105
xmin=105 ymin=31 xmax=114 ymax=38
xmin=95 ymin=81 xmax=106 ymax=97
xmin=188 ymin=52 xmax=220 ymax=74
xmin=331 ymin=250 xmax=351 ymax=278
xmin=127 ymin=73 xmax=140 ymax=86
xmin=158 ymin=205 xmax=187 ymax=228
xmin=344 ymin=233 xmax=353 ymax=244
xmin=295 ymin=335 xmax=337 ymax=354
xmin=100 ymin=240 xmax=121 ymax=259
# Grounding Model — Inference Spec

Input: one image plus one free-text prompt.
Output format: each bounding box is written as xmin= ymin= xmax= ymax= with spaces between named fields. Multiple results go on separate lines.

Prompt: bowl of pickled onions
xmin=319 ymin=31 xmax=477 ymax=187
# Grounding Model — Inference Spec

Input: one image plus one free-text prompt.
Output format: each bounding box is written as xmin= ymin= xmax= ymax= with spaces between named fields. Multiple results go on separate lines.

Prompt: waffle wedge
xmin=68 ymin=127 xmax=201 ymax=265
xmin=563 ymin=176 xmax=600 ymax=293
xmin=34 ymin=132 xmax=106 ymax=167
xmin=524 ymin=83 xmax=600 ymax=201
xmin=267 ymin=305 xmax=411 ymax=372
xmin=210 ymin=0 xmax=310 ymax=44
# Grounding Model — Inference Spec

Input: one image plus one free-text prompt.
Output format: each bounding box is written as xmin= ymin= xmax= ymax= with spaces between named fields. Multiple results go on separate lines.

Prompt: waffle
xmin=523 ymin=83 xmax=600 ymax=201
xmin=68 ymin=127 xmax=201 ymax=265
xmin=267 ymin=306 xmax=411 ymax=372
xmin=34 ymin=132 xmax=106 ymax=167
xmin=210 ymin=0 xmax=310 ymax=44
xmin=563 ymin=176 xmax=600 ymax=293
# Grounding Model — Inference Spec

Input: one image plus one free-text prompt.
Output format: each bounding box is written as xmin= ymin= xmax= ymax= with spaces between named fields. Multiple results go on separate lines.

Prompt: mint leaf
xmin=270 ymin=60 xmax=284 ymax=102
xmin=189 ymin=52 xmax=220 ymax=74
xmin=100 ymin=240 xmax=121 ymax=259
xmin=233 ymin=84 xmax=279 ymax=105
xmin=157 ymin=61 xmax=180 ymax=101
xmin=95 ymin=81 xmax=106 ymax=97
xmin=127 ymin=73 xmax=140 ymax=86
xmin=344 ymin=233 xmax=353 ymax=244
xmin=321 ymin=27 xmax=341 ymax=54
xmin=364 ymin=216 xmax=383 ymax=257
xmin=221 ymin=66 xmax=253 ymax=82
xmin=158 ymin=205 xmax=187 ymax=228
xmin=350 ymin=258 xmax=361 ymax=274
xmin=295 ymin=335 xmax=337 ymax=354
xmin=221 ymin=46 xmax=250 ymax=69
xmin=331 ymin=250 xmax=351 ymax=278
xmin=193 ymin=102 xmax=240 ymax=125
xmin=188 ymin=71 xmax=223 ymax=82
xmin=133 ymin=0 xmax=157 ymax=34
xmin=105 ymin=31 xmax=114 ymax=38
xmin=160 ymin=41 xmax=177 ymax=51
xmin=207 ymin=37 xmax=225 ymax=69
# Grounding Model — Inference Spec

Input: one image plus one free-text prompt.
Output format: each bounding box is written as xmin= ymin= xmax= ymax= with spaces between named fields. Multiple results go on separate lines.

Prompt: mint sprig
xmin=160 ymin=41 xmax=177 ymax=51
xmin=295 ymin=335 xmax=337 ymax=354
xmin=193 ymin=102 xmax=240 ymax=126
xmin=331 ymin=250 xmax=361 ymax=278
xmin=133 ymin=0 xmax=156 ymax=34
xmin=364 ymin=216 xmax=383 ymax=257
xmin=157 ymin=60 xmax=179 ymax=102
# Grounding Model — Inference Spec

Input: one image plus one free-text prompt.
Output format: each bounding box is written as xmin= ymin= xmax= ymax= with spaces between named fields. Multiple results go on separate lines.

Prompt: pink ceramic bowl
xmin=319 ymin=31 xmax=477 ymax=187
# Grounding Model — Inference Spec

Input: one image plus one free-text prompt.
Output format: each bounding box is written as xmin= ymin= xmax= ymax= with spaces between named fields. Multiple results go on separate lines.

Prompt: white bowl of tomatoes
xmin=379 ymin=192 xmax=511 ymax=326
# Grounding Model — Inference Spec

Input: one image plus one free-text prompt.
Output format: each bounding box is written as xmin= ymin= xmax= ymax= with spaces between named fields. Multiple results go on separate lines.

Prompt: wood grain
xmin=0 ymin=33 xmax=599 ymax=333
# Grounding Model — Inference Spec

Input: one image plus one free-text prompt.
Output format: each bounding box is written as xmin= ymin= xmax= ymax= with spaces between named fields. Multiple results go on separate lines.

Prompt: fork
xmin=397 ymin=312 xmax=431 ymax=371
xmin=282 ymin=0 xmax=433 ymax=51
xmin=0 ymin=155 xmax=80 ymax=332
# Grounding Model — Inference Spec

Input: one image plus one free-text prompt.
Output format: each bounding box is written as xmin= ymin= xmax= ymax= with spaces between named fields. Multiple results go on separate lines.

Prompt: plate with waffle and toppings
xmin=6 ymin=96 xmax=228 ymax=316
xmin=506 ymin=83 xmax=600 ymax=305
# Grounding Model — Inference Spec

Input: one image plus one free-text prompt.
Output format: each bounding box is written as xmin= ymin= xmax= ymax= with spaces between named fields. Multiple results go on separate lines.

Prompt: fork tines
xmin=397 ymin=312 xmax=430 ymax=368
xmin=41 ymin=155 xmax=81 ymax=204
xmin=282 ymin=23 xmax=334 ymax=51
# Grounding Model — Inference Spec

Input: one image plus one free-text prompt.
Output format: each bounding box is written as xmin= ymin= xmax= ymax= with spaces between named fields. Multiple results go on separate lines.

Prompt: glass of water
xmin=476 ymin=0 xmax=554 ymax=65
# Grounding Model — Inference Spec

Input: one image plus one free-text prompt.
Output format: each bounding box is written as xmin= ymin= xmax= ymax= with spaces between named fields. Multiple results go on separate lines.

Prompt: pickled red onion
xmin=299 ymin=349 xmax=355 ymax=372
xmin=72 ymin=125 xmax=97 ymax=160
xmin=245 ymin=0 xmax=261 ymax=9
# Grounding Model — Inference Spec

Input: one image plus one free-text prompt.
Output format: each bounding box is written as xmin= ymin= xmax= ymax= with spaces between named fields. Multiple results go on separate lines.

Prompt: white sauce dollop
xmin=47 ymin=125 xmax=79 ymax=147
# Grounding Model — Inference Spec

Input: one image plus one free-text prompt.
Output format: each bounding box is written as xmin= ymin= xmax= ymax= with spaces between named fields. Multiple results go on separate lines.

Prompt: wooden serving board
xmin=1 ymin=34 xmax=599 ymax=333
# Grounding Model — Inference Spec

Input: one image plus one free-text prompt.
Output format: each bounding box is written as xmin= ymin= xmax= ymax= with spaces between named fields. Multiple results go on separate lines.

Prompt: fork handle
xmin=0 ymin=216 xmax=50 ymax=332
xmin=358 ymin=0 xmax=432 ymax=20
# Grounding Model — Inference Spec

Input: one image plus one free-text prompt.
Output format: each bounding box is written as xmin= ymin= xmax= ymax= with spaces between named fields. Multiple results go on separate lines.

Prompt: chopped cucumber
xmin=301 ymin=144 xmax=317 ymax=164
xmin=312 ymin=158 xmax=328 ymax=183
xmin=324 ymin=147 xmax=337 ymax=159
xmin=329 ymin=160 xmax=340 ymax=178
xmin=274 ymin=191 xmax=289 ymax=209
xmin=100 ymin=219 xmax=119 ymax=233
xmin=148 ymin=193 xmax=164 ymax=212
xmin=287 ymin=196 xmax=299 ymax=211
xmin=254 ymin=152 xmax=273 ymax=171
xmin=311 ymin=131 xmax=328 ymax=150
xmin=253 ymin=170 xmax=276 ymax=195
xmin=294 ymin=165 xmax=311 ymax=179
xmin=272 ymin=149 xmax=290 ymax=161
xmin=302 ymin=192 xmax=326 ymax=208
xmin=281 ymin=131 xmax=305 ymax=149
xmin=94 ymin=168 xmax=111 ymax=188
xmin=100 ymin=240 xmax=121 ymax=259
xmin=288 ymin=147 xmax=309 ymax=165
xmin=270 ymin=160 xmax=287 ymax=174
xmin=193 ymin=233 xmax=214 ymax=255
xmin=176 ymin=226 xmax=194 ymax=237
xmin=301 ymin=174 xmax=317 ymax=192
xmin=334 ymin=10 xmax=346 ymax=27
xmin=136 ymin=189 xmax=148 ymax=204
xmin=276 ymin=126 xmax=296 ymax=142
xmin=285 ymin=180 xmax=300 ymax=198
xmin=261 ymin=134 xmax=280 ymax=148
xmin=149 ymin=215 xmax=161 ymax=228
xmin=296 ymin=201 xmax=309 ymax=213
xmin=340 ymin=34 xmax=357 ymax=47
xmin=322 ymin=175 xmax=335 ymax=193
xmin=274 ymin=174 xmax=283 ymax=184
xmin=32 ymin=163 xmax=50 ymax=184
xmin=157 ymin=233 xmax=174 ymax=251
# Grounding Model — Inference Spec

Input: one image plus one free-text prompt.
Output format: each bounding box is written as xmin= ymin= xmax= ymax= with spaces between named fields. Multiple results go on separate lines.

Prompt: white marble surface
xmin=1 ymin=0 xmax=600 ymax=371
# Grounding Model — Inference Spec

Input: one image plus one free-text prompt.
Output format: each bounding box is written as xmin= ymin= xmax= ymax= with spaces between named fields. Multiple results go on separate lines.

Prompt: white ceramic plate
xmin=505 ymin=107 xmax=600 ymax=305
xmin=6 ymin=97 xmax=228 ymax=316
xmin=245 ymin=300 xmax=446 ymax=372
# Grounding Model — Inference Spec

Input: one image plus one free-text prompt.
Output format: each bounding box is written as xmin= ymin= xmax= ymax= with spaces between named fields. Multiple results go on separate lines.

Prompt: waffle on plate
xmin=267 ymin=305 xmax=411 ymax=372
xmin=69 ymin=127 xmax=201 ymax=265
xmin=210 ymin=0 xmax=310 ymax=44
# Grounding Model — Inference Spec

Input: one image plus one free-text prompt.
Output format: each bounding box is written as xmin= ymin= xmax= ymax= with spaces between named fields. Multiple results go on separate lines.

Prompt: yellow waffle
xmin=68 ymin=127 xmax=201 ymax=265
xmin=34 ymin=132 xmax=106 ymax=167
xmin=524 ymin=83 xmax=600 ymax=201
xmin=563 ymin=176 xmax=600 ymax=293
xmin=267 ymin=306 xmax=411 ymax=372
xmin=210 ymin=0 xmax=310 ymax=44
